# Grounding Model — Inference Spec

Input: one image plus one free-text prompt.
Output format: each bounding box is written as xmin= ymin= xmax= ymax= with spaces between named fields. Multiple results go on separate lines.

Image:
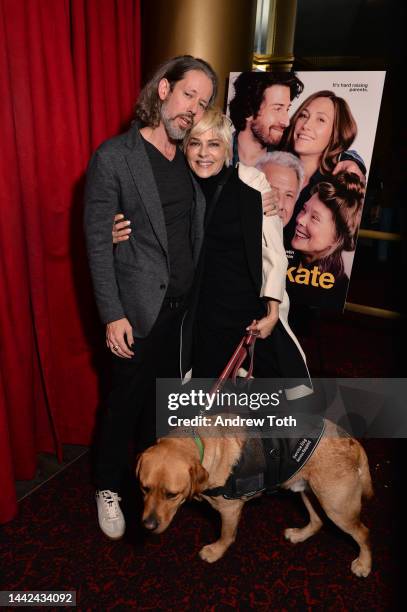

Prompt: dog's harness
xmin=192 ymin=331 xmax=325 ymax=499
xmin=199 ymin=416 xmax=325 ymax=499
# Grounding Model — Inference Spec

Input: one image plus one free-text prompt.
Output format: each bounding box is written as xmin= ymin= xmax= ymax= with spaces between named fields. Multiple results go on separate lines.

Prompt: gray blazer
xmin=84 ymin=123 xmax=206 ymax=337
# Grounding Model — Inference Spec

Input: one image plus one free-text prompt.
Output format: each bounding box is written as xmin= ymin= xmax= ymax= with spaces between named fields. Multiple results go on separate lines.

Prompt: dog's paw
xmin=351 ymin=556 xmax=371 ymax=578
xmin=284 ymin=527 xmax=308 ymax=544
xmin=199 ymin=543 xmax=224 ymax=563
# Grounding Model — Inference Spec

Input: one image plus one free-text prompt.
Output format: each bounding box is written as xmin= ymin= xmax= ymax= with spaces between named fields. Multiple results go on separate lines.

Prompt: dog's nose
xmin=143 ymin=514 xmax=159 ymax=531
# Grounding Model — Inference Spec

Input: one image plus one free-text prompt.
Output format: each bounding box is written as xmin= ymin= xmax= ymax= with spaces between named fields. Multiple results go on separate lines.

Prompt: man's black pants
xmin=94 ymin=301 xmax=185 ymax=492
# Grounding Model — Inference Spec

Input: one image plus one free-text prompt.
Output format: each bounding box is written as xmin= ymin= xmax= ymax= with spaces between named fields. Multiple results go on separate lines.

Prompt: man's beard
xmin=250 ymin=120 xmax=282 ymax=148
xmin=161 ymin=101 xmax=193 ymax=141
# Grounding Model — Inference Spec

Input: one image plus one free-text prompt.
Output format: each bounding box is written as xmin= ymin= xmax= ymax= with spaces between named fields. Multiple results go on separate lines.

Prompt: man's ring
xmin=113 ymin=345 xmax=119 ymax=350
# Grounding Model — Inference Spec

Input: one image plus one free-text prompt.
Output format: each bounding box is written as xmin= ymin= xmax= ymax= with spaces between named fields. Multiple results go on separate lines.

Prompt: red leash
xmin=209 ymin=330 xmax=259 ymax=396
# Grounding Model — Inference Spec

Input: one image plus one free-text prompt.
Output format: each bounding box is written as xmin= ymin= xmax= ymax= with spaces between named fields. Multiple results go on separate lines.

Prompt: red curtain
xmin=0 ymin=0 xmax=141 ymax=523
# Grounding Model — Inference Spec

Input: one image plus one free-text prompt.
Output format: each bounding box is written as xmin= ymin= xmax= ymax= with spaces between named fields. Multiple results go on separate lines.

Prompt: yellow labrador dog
xmin=136 ymin=418 xmax=373 ymax=577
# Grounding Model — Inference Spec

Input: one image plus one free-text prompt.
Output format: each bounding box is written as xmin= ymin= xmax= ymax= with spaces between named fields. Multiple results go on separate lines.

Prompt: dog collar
xmin=192 ymin=432 xmax=204 ymax=463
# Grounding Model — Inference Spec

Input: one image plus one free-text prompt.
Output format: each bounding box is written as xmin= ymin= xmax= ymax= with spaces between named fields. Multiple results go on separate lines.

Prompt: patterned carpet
xmin=0 ymin=438 xmax=401 ymax=611
xmin=1 ymin=306 xmax=403 ymax=610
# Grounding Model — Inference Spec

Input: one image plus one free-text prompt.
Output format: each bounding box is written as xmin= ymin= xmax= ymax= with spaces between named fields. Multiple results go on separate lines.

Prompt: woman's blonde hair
xmin=183 ymin=108 xmax=234 ymax=166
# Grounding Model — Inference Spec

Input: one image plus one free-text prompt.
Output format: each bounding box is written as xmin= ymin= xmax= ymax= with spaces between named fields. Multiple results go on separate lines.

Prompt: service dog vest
xmin=203 ymin=416 xmax=326 ymax=499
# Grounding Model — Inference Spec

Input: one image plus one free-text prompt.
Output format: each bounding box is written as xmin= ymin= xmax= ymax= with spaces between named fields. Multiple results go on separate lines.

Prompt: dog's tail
xmin=358 ymin=445 xmax=374 ymax=499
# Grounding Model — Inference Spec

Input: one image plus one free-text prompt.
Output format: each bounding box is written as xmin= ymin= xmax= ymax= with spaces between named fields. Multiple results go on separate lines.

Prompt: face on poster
xmin=227 ymin=71 xmax=386 ymax=311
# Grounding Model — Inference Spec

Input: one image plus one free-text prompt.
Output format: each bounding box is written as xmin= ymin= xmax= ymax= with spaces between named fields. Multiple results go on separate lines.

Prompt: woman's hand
xmin=112 ymin=213 xmax=131 ymax=243
xmin=246 ymin=300 xmax=279 ymax=339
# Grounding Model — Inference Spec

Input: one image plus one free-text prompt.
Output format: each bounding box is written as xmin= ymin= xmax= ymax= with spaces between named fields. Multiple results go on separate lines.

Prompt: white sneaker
xmin=96 ymin=490 xmax=125 ymax=539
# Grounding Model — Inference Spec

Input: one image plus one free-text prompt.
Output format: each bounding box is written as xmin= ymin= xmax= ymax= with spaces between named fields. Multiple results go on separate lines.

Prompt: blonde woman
xmin=113 ymin=109 xmax=312 ymax=397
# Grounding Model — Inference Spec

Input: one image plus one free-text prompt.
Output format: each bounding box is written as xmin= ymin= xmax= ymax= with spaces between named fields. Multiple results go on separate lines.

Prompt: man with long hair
xmin=84 ymin=55 xmax=216 ymax=540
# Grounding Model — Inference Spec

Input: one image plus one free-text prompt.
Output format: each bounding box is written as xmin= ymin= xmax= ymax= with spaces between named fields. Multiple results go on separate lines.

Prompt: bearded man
xmin=84 ymin=55 xmax=216 ymax=540
xmin=229 ymin=71 xmax=303 ymax=166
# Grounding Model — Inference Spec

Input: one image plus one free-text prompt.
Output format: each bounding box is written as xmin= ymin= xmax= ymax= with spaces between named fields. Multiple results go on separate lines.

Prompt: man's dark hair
xmin=135 ymin=55 xmax=218 ymax=127
xmin=229 ymin=71 xmax=304 ymax=132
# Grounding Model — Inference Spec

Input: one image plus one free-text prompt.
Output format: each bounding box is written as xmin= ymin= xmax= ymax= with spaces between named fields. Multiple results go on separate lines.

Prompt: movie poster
xmin=226 ymin=71 xmax=386 ymax=311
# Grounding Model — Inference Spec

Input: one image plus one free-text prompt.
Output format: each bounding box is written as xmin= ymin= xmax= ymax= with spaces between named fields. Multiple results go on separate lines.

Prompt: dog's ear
xmin=188 ymin=462 xmax=209 ymax=499
xmin=135 ymin=444 xmax=156 ymax=480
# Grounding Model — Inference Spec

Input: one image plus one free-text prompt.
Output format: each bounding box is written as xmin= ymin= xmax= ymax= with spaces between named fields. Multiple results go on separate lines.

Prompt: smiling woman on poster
xmin=287 ymin=171 xmax=365 ymax=308
xmin=282 ymin=90 xmax=366 ymax=247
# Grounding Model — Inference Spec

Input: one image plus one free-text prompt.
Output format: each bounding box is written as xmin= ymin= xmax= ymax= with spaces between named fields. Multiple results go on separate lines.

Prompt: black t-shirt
xmin=142 ymin=138 xmax=194 ymax=296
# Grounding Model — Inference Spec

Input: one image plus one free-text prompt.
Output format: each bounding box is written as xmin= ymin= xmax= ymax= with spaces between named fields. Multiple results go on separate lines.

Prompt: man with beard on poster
xmin=229 ymin=71 xmax=304 ymax=166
